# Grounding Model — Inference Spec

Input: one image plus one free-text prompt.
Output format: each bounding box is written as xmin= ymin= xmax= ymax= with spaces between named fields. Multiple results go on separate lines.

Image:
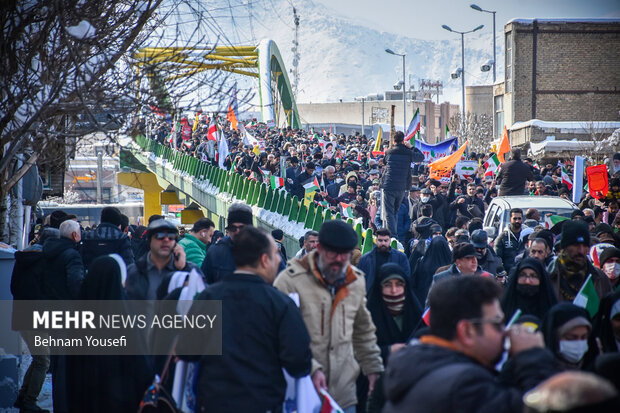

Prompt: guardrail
xmin=130 ymin=135 xmax=395 ymax=255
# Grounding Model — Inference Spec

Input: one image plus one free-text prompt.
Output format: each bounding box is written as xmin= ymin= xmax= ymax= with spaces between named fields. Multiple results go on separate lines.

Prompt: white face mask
xmin=558 ymin=339 xmax=588 ymax=364
xmin=421 ymin=197 xmax=430 ymax=203
xmin=603 ymin=262 xmax=620 ymax=280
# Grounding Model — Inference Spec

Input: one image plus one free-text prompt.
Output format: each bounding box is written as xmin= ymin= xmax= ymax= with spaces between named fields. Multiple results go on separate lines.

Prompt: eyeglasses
xmin=227 ymin=224 xmax=245 ymax=233
xmin=467 ymin=317 xmax=505 ymax=332
xmin=154 ymin=232 xmax=177 ymax=241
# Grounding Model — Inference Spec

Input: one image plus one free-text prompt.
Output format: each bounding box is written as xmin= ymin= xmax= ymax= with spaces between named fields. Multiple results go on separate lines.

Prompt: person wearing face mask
xmin=599 ymin=246 xmax=620 ymax=291
xmin=501 ymin=258 xmax=558 ymax=321
xmin=542 ymin=303 xmax=598 ymax=370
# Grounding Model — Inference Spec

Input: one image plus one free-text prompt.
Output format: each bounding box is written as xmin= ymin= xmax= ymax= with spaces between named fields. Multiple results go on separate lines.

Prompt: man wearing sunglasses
xmin=126 ymin=219 xmax=200 ymax=300
xmin=274 ymin=220 xmax=383 ymax=412
xmin=383 ymin=276 xmax=559 ymax=413
xmin=201 ymin=203 xmax=253 ymax=284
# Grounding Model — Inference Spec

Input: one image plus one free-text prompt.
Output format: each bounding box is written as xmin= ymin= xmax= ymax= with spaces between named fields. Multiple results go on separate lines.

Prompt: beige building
xmin=465 ymin=85 xmax=493 ymax=118
xmin=494 ymin=19 xmax=620 ymax=142
xmin=297 ymin=99 xmax=459 ymax=144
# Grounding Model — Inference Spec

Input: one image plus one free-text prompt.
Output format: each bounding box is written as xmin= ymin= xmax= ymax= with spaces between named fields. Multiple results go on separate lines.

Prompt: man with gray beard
xmin=274 ymin=220 xmax=383 ymax=412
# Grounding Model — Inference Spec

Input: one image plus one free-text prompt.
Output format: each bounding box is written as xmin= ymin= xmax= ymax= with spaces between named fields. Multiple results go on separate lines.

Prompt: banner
xmin=455 ymin=161 xmax=478 ymax=179
xmin=572 ymin=156 xmax=584 ymax=204
xmin=429 ymin=141 xmax=469 ymax=178
xmin=414 ymin=137 xmax=458 ymax=163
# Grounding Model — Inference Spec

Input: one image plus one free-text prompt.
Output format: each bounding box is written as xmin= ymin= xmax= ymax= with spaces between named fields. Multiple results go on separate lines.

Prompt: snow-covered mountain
xmin=210 ymin=0 xmax=503 ymax=106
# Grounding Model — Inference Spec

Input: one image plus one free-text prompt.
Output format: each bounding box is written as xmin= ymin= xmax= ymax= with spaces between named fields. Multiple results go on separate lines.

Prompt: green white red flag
xmin=545 ymin=215 xmax=569 ymax=229
xmin=573 ymin=274 xmax=600 ymax=317
xmin=270 ymin=176 xmax=285 ymax=189
xmin=561 ymin=165 xmax=573 ymax=190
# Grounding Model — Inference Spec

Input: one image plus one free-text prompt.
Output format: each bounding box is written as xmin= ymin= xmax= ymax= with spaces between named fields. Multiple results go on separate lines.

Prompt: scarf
xmin=383 ymin=292 xmax=405 ymax=316
xmin=557 ymin=251 xmax=589 ymax=301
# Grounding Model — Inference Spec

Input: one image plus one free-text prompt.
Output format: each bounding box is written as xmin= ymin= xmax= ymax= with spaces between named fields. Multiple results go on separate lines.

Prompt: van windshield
xmin=502 ymin=208 xmax=575 ymax=226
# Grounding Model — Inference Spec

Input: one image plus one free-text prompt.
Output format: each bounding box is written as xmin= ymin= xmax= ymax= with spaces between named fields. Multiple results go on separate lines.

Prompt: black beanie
xmin=560 ymin=219 xmax=590 ymax=248
xmin=100 ymin=206 xmax=122 ymax=226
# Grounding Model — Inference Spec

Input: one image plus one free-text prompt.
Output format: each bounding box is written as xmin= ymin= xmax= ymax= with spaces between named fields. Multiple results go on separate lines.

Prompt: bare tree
xmin=448 ymin=112 xmax=493 ymax=154
xmin=0 ymin=0 xmax=256 ymax=243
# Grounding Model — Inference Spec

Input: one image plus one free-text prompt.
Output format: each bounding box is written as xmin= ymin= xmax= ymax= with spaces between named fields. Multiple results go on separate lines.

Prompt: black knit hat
xmin=561 ymin=219 xmax=590 ymax=248
xmin=319 ymin=220 xmax=358 ymax=252
xmin=227 ymin=204 xmax=253 ymax=227
xmin=101 ymin=206 xmax=123 ymax=226
xmin=599 ymin=247 xmax=620 ymax=266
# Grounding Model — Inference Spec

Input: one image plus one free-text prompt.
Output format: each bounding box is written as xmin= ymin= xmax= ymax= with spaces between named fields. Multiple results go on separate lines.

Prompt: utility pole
xmin=291 ymin=8 xmax=300 ymax=100
xmin=389 ymin=105 xmax=395 ymax=148
xmin=96 ymin=146 xmax=103 ymax=204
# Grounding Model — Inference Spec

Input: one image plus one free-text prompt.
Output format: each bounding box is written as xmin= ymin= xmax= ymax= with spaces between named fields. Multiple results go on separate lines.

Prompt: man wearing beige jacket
xmin=274 ymin=220 xmax=383 ymax=412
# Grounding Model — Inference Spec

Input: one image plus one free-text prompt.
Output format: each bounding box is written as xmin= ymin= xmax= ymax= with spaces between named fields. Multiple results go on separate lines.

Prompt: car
xmin=483 ymin=196 xmax=579 ymax=239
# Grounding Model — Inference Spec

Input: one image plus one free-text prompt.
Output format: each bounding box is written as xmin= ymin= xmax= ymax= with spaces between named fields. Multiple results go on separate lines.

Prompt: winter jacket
xmin=357 ymin=248 xmax=411 ymax=294
xmin=201 ymin=236 xmax=236 ymax=284
xmin=178 ymin=272 xmax=312 ymax=412
xmin=496 ymin=159 xmax=534 ymax=196
xmin=494 ymin=227 xmax=524 ymax=273
xmin=178 ymin=233 xmax=207 ymax=267
xmin=274 ymin=251 xmax=384 ymax=408
xmin=383 ymin=339 xmax=559 ymax=413
xmin=478 ymin=248 xmax=503 ymax=275
xmin=42 ymin=237 xmax=85 ymax=300
xmin=546 ymin=257 xmax=612 ymax=303
xmin=125 ymin=252 xmax=200 ymax=300
xmin=381 ymin=144 xmax=413 ymax=192
xmin=292 ymin=171 xmax=315 ymax=200
xmin=81 ymin=222 xmax=134 ymax=267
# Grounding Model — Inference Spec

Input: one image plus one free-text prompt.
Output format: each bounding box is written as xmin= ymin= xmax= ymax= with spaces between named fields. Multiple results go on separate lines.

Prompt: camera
xmin=480 ymin=59 xmax=494 ymax=72
xmin=451 ymin=68 xmax=462 ymax=79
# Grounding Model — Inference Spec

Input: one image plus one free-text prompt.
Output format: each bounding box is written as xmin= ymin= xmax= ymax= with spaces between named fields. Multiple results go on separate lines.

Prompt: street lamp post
xmin=385 ymin=48 xmax=406 ymax=132
xmin=471 ymin=4 xmax=497 ymax=83
xmin=441 ymin=24 xmax=484 ymax=137
xmin=355 ymin=96 xmax=366 ymax=136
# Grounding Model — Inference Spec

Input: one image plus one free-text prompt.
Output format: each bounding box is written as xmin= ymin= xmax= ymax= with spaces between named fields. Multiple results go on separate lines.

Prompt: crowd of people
xmin=9 ymin=117 xmax=620 ymax=413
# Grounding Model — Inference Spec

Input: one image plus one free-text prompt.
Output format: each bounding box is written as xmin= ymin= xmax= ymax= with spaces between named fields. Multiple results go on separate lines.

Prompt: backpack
xmin=10 ymin=250 xmax=46 ymax=300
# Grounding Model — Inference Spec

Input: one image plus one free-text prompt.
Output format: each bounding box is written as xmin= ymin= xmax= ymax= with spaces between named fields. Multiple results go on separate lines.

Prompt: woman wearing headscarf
xmin=542 ymin=302 xmax=598 ymax=371
xmin=66 ymin=255 xmax=153 ymax=413
xmin=501 ymin=257 xmax=558 ymax=321
xmin=595 ymin=290 xmax=620 ymax=353
xmin=410 ymin=236 xmax=452 ymax=305
xmin=365 ymin=263 xmax=423 ymax=412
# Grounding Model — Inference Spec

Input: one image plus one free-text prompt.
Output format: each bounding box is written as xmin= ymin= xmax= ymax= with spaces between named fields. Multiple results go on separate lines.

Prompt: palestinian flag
xmin=340 ymin=203 xmax=354 ymax=219
xmin=573 ymin=274 xmax=600 ymax=317
xmin=319 ymin=388 xmax=344 ymax=413
xmin=303 ymin=177 xmax=320 ymax=193
xmin=270 ymin=176 xmax=285 ymax=189
xmin=545 ymin=215 xmax=569 ymax=229
xmin=315 ymin=200 xmax=330 ymax=208
xmin=404 ymin=108 xmax=420 ymax=142
xmin=562 ymin=166 xmax=573 ymax=190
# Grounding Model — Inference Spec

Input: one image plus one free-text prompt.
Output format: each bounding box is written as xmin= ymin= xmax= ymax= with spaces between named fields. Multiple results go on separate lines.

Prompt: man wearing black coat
xmin=81 ymin=206 xmax=134 ymax=267
xmin=381 ymin=131 xmax=414 ymax=236
xmin=178 ymin=227 xmax=312 ymax=413
xmin=291 ymin=161 xmax=316 ymax=200
xmin=42 ymin=219 xmax=84 ymax=300
xmin=383 ymin=276 xmax=559 ymax=413
xmin=496 ymin=148 xmax=534 ymax=196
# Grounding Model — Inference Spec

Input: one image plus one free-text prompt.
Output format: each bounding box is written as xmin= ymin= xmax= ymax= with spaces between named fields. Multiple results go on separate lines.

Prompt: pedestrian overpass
xmin=132 ymin=39 xmax=302 ymax=128
xmin=118 ymin=135 xmax=385 ymax=255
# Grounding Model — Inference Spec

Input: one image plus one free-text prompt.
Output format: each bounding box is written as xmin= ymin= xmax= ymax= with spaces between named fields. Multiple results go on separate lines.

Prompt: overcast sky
xmin=313 ymin=0 xmax=620 ymax=41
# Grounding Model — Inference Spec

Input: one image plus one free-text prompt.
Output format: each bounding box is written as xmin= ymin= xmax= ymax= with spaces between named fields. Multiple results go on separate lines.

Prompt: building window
xmin=494 ymin=95 xmax=504 ymax=139
xmin=505 ymin=32 xmax=512 ymax=93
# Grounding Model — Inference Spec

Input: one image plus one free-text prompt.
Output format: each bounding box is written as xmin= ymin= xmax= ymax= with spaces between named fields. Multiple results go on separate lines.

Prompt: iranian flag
xmin=545 ymin=215 xmax=569 ymax=229
xmin=484 ymin=153 xmax=500 ymax=172
xmin=561 ymin=165 xmax=573 ymax=190
xmin=573 ymin=274 xmax=600 ymax=317
xmin=207 ymin=118 xmax=219 ymax=141
xmin=422 ymin=308 xmax=431 ymax=326
xmin=182 ymin=140 xmax=192 ymax=149
xmin=319 ymin=388 xmax=344 ymax=413
xmin=270 ymin=176 xmax=284 ymax=189
xmin=303 ymin=177 xmax=320 ymax=193
xmin=404 ymin=108 xmax=420 ymax=142
xmin=340 ymin=203 xmax=355 ymax=219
